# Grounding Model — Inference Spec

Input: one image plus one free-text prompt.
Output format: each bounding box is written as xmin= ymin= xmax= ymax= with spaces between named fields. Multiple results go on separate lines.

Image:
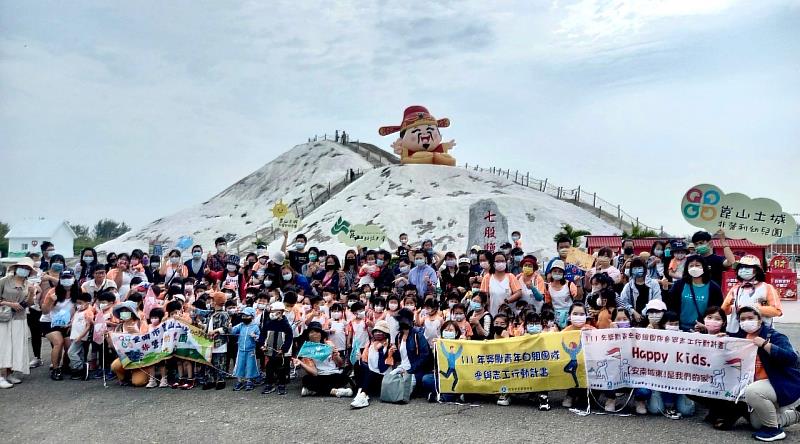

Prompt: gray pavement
xmin=3 ymin=327 xmax=800 ymax=444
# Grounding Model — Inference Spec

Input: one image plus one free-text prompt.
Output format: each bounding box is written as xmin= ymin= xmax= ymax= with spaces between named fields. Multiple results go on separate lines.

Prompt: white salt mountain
xmin=97 ymin=140 xmax=617 ymax=260
xmin=265 ymin=163 xmax=616 ymax=261
xmin=95 ymin=141 xmax=374 ymax=254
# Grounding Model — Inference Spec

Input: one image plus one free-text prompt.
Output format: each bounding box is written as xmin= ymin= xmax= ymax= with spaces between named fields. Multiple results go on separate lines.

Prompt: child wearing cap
xmin=258 ymin=301 xmax=293 ymax=395
xmin=231 ymin=306 xmax=260 ymax=391
xmin=203 ymin=292 xmax=231 ymax=390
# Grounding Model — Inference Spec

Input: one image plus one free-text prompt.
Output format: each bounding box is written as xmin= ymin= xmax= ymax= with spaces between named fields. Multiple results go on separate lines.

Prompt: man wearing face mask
xmin=282 ymin=232 xmax=310 ymax=273
xmin=395 ymin=233 xmax=411 ymax=263
xmin=205 ymin=237 xmax=229 ymax=284
xmin=691 ymin=230 xmax=735 ymax=286
xmin=735 ymin=306 xmax=800 ymax=442
xmin=614 ymin=239 xmax=637 ymax=271
xmin=545 ymin=234 xmax=585 ymax=286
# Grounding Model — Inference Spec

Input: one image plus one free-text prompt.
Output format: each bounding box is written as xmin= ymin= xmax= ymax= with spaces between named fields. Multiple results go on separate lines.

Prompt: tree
xmin=621 ymin=225 xmax=658 ymax=239
xmin=93 ymin=219 xmax=130 ymax=241
xmin=69 ymin=223 xmax=91 ymax=238
xmin=0 ymin=221 xmax=9 ymax=257
xmin=554 ymin=223 xmax=591 ymax=247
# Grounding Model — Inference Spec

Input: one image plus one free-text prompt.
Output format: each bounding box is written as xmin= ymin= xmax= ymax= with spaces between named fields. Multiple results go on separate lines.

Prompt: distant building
xmin=4 ymin=218 xmax=77 ymax=258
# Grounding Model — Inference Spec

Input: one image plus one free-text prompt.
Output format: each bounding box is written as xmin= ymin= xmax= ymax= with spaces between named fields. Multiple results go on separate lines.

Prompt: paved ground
xmin=3 ymin=326 xmax=800 ymax=444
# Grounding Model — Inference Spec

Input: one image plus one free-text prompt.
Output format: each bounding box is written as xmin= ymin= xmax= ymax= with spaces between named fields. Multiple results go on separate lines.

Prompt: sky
xmin=1 ymin=0 xmax=799 ymax=238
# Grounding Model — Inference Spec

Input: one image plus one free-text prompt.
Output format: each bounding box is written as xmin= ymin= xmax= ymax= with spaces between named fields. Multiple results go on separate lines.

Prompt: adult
xmin=373 ymin=250 xmax=396 ymax=289
xmin=479 ymin=252 xmax=522 ymax=317
xmin=185 ymin=245 xmax=206 ymax=281
xmin=438 ymin=252 xmax=461 ymax=293
xmin=691 ymin=230 xmax=735 ymax=285
xmin=109 ymin=301 xmax=149 ymax=387
xmin=665 ymin=255 xmax=723 ymax=332
xmin=41 ymin=269 xmax=79 ymax=380
xmin=514 ymin=255 xmax=545 ymax=311
xmin=39 ymin=241 xmax=55 ymax=272
xmin=736 ymin=306 xmax=800 ymax=441
xmin=160 ymin=249 xmax=188 ymax=288
xmin=281 ymin=264 xmax=312 ymax=296
xmin=585 ymin=247 xmax=622 ymax=284
xmin=283 ymin=232 xmax=310 ymax=273
xmin=29 ymin=253 xmax=65 ymax=368
xmin=614 ymin=238 xmax=637 ymax=271
xmin=313 ymin=254 xmax=341 ymax=291
xmin=391 ymin=309 xmax=431 ymax=393
xmin=722 ymin=255 xmax=782 ymax=334
xmin=301 ymin=247 xmax=320 ymax=278
xmin=293 ymin=321 xmax=349 ymax=397
xmin=617 ymin=257 xmax=662 ymax=326
xmin=0 ymin=257 xmax=36 ymax=388
xmin=81 ymin=265 xmax=117 ymax=300
xmin=341 ymin=250 xmax=359 ymax=292
xmin=74 ymin=247 xmax=99 ymax=285
xmin=408 ymin=250 xmax=438 ymax=298
xmin=205 ymin=237 xmax=229 ymax=284
xmin=545 ymin=234 xmax=584 ymax=285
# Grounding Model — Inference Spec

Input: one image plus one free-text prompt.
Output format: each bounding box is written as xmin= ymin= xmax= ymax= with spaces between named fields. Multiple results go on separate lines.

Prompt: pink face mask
xmin=704 ymin=318 xmax=723 ymax=334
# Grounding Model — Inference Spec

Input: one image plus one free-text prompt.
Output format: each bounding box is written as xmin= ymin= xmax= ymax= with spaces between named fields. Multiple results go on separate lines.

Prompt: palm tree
xmin=554 ymin=223 xmax=591 ymax=247
xmin=621 ymin=225 xmax=658 ymax=239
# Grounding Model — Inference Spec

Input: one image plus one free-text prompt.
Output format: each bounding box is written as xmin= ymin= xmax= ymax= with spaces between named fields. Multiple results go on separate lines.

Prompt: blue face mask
xmin=514 ymin=255 xmax=523 ymax=262
xmin=51 ymin=263 xmax=65 ymax=273
xmin=193 ymin=251 xmax=202 ymax=259
xmin=632 ymin=267 xmax=645 ymax=277
xmin=527 ymin=324 xmax=542 ymax=334
xmin=295 ymin=242 xmax=305 ymax=250
xmin=414 ymin=259 xmax=425 ymax=267
xmin=664 ymin=248 xmax=671 ymax=258
xmin=376 ymin=259 xmax=385 ymax=266
xmin=469 ymin=301 xmax=482 ymax=311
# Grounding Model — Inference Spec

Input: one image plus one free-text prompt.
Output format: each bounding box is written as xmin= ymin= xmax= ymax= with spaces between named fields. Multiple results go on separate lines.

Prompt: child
xmin=320 ymin=287 xmax=338 ymax=316
xmin=369 ymin=296 xmax=387 ymax=324
xmin=523 ymin=312 xmax=551 ymax=410
xmin=231 ymin=306 xmax=260 ymax=391
xmin=225 ymin=300 xmax=240 ymax=374
xmin=357 ymin=251 xmax=381 ymax=288
xmin=611 ymin=308 xmax=633 ymax=329
xmin=541 ymin=307 xmax=559 ymax=332
xmin=327 ymin=303 xmax=348 ymax=363
xmin=346 ymin=302 xmax=370 ymax=358
xmin=443 ymin=292 xmax=462 ymax=321
xmin=204 ymin=292 xmax=231 ymax=390
xmin=258 ymin=301 xmax=293 ymax=395
xmin=450 ymin=303 xmax=473 ymax=339
xmin=92 ymin=290 xmax=118 ymax=380
xmin=668 ymin=240 xmax=689 ymax=281
xmin=67 ymin=292 xmax=94 ymax=380
xmin=561 ymin=302 xmax=594 ymax=409
xmin=544 ymin=262 xmax=579 ymax=329
xmin=417 ymin=298 xmax=444 ymax=347
xmin=145 ymin=307 xmax=170 ymax=388
xmin=385 ymin=295 xmax=401 ymax=342
xmin=491 ymin=313 xmax=512 ymax=406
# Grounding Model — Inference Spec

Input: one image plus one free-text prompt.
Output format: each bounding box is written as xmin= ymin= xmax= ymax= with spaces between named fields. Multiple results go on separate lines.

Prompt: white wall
xmin=52 ymin=225 xmax=75 ymax=258
xmin=6 ymin=225 xmax=75 ymax=258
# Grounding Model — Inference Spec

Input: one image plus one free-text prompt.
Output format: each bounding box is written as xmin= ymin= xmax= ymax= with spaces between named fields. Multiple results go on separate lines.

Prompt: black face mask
xmin=492 ymin=325 xmax=507 ymax=336
xmin=242 ymin=318 xmax=252 ymax=324
xmin=624 ymin=247 xmax=634 ymax=255
xmin=326 ymin=264 xmax=336 ymax=271
xmin=458 ymin=266 xmax=469 ymax=273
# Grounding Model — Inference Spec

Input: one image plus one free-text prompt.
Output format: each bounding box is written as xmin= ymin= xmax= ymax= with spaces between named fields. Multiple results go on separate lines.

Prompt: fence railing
xmin=463 ymin=163 xmax=664 ymax=235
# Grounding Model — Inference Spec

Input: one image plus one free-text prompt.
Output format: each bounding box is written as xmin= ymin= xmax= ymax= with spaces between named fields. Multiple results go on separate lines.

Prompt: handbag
xmin=380 ymin=370 xmax=413 ymax=404
xmin=0 ymin=305 xmax=13 ymax=322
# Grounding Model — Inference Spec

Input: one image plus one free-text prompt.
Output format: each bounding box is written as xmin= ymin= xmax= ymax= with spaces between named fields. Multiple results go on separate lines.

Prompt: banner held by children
xmin=111 ymin=319 xmax=213 ymax=369
xmin=582 ymin=328 xmax=756 ymax=401
xmin=436 ymin=330 xmax=586 ymax=394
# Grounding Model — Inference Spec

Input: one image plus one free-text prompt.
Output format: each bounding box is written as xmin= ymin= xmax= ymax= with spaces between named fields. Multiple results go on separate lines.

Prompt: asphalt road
xmin=3 ymin=326 xmax=800 ymax=444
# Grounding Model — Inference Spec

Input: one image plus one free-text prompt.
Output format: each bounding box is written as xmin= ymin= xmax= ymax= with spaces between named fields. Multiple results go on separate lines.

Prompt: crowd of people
xmin=1 ymin=229 xmax=799 ymax=441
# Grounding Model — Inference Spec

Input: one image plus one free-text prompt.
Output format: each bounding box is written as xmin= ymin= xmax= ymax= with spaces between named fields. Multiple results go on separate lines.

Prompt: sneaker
xmin=0 ymin=377 xmax=12 ymax=389
xmin=159 ymin=378 xmax=170 ymax=388
xmin=244 ymin=381 xmax=254 ymax=391
xmin=49 ymin=368 xmax=58 ymax=381
xmin=635 ymin=400 xmax=647 ymax=415
xmin=350 ymin=390 xmax=370 ymax=409
xmin=216 ymin=381 xmax=226 ymax=390
xmin=753 ymin=427 xmax=786 ymax=442
xmin=663 ymin=408 xmax=682 ymax=420
xmin=333 ymin=387 xmax=353 ymax=398
xmin=562 ymin=396 xmax=573 ymax=409
xmin=70 ymin=370 xmax=83 ymax=380
xmin=538 ymin=394 xmax=551 ymax=411
xmin=202 ymin=381 xmax=214 ymax=390
xmin=301 ymin=387 xmax=316 ymax=397
xmin=105 ymin=370 xmax=117 ymax=381
xmin=497 ymin=394 xmax=510 ymax=406
xmin=277 ymin=385 xmax=287 ymax=395
xmin=262 ymin=385 xmax=276 ymax=394
xmin=29 ymin=358 xmax=42 ymax=369
xmin=6 ymin=375 xmax=22 ymax=384
xmin=146 ymin=377 xmax=158 ymax=389
xmin=172 ymin=379 xmax=184 ymax=389
xmin=604 ymin=398 xmax=616 ymax=413
xmin=180 ymin=379 xmax=195 ymax=390
xmin=233 ymin=381 xmax=245 ymax=391
xmin=54 ymin=368 xmax=64 ymax=381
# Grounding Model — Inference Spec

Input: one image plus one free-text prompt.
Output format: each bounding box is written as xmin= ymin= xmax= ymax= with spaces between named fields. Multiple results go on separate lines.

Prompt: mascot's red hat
xmin=378 ymin=105 xmax=450 ymax=136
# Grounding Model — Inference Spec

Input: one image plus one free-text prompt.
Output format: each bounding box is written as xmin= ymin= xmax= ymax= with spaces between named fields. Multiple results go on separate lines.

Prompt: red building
xmin=584 ymin=236 xmax=766 ymax=263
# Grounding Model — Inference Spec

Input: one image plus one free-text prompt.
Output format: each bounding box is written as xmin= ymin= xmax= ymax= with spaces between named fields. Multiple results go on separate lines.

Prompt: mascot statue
xmin=379 ymin=105 xmax=456 ymax=166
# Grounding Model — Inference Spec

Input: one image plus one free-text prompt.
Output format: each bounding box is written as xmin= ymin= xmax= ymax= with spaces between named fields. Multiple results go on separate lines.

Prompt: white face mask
xmin=687 ymin=266 xmax=704 ymax=278
xmin=356 ymin=311 xmax=366 ymax=319
xmin=60 ymin=278 xmax=75 ymax=287
xmin=648 ymin=312 xmax=663 ymax=324
xmin=479 ymin=261 xmax=489 ymax=270
xmin=453 ymin=314 xmax=465 ymax=321
xmin=441 ymin=330 xmax=457 ymax=339
xmin=282 ymin=273 xmax=292 ymax=281
xmin=99 ymin=303 xmax=109 ymax=310
xmin=331 ymin=312 xmax=342 ymax=320
xmin=551 ymin=272 xmax=564 ymax=281
xmin=665 ymin=324 xmax=680 ymax=331
xmin=15 ymin=267 xmax=31 ymax=278
xmin=388 ymin=302 xmax=399 ymax=311
xmin=739 ymin=319 xmax=760 ymax=333
xmin=170 ymin=257 xmax=180 ymax=264
xmin=570 ymin=314 xmax=586 ymax=327
xmin=494 ymin=262 xmax=506 ymax=272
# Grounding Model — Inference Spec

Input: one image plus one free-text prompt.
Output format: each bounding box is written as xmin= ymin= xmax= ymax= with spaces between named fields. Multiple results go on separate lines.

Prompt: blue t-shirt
xmin=680 ymin=282 xmax=710 ymax=331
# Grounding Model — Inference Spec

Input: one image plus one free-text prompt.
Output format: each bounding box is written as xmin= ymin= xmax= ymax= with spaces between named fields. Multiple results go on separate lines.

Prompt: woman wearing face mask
xmin=74 ymin=247 xmax=99 ymax=285
xmin=280 ymin=264 xmax=312 ymax=296
xmin=301 ymin=247 xmax=320 ymax=278
xmin=586 ymin=247 xmax=621 ymax=284
xmin=722 ymin=255 xmax=782 ymax=335
xmin=184 ymin=245 xmax=206 ymax=281
xmin=105 ymin=252 xmax=118 ymax=272
xmin=389 ymin=309 xmax=431 ymax=395
xmin=479 ymin=252 xmax=522 ymax=317
xmin=438 ymin=252 xmax=461 ymax=293
xmin=735 ymin=306 xmax=800 ymax=441
xmin=109 ymin=301 xmax=150 ymax=387
xmin=40 ymin=269 xmax=81 ymax=380
xmin=159 ymin=249 xmax=188 ymax=288
xmin=351 ymin=320 xmax=394 ymax=408
xmin=467 ymin=292 xmax=492 ymax=341
xmin=340 ymin=250 xmax=359 ymax=292
xmin=29 ymin=254 xmax=66 ymax=369
xmin=647 ymin=241 xmax=667 ymax=280
xmin=514 ymin=256 xmax=545 ymax=312
xmin=313 ymin=254 xmax=341 ymax=291
xmin=544 ymin=260 xmax=579 ymax=329
xmin=0 ymin=258 xmax=37 ymax=388
xmin=617 ymin=258 xmax=662 ymax=326
xmin=665 ymin=255 xmax=723 ymax=332
xmin=392 ymin=258 xmax=412 ymax=291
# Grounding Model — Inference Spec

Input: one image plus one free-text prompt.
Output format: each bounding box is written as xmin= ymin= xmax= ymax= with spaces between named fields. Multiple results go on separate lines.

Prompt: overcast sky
xmin=1 ymin=0 xmax=798 ymax=237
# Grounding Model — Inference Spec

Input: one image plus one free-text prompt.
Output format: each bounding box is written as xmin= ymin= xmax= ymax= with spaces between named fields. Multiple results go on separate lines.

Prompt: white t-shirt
xmin=328 ymin=319 xmax=347 ymax=351
xmin=70 ymin=309 xmax=91 ymax=340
